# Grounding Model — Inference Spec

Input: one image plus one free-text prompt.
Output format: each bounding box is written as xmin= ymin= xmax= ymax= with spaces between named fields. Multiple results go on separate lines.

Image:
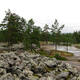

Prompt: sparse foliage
xmin=51 ymin=19 xmax=64 ymax=50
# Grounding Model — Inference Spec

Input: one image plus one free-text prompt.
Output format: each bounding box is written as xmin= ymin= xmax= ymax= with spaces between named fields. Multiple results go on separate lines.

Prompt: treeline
xmin=0 ymin=10 xmax=80 ymax=51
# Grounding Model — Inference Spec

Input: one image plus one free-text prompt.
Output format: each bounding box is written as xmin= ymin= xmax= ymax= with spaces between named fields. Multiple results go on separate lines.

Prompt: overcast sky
xmin=0 ymin=0 xmax=80 ymax=33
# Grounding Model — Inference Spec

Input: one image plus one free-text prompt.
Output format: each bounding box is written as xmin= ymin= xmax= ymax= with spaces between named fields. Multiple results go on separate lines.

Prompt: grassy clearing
xmin=36 ymin=48 xmax=73 ymax=60
xmin=50 ymin=50 xmax=73 ymax=57
xmin=74 ymin=44 xmax=80 ymax=49
xmin=54 ymin=53 xmax=67 ymax=60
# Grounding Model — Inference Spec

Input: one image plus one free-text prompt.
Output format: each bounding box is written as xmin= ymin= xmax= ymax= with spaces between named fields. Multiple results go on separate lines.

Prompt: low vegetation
xmin=54 ymin=53 xmax=67 ymax=60
xmin=50 ymin=50 xmax=73 ymax=57
xmin=36 ymin=48 xmax=73 ymax=60
xmin=74 ymin=44 xmax=80 ymax=49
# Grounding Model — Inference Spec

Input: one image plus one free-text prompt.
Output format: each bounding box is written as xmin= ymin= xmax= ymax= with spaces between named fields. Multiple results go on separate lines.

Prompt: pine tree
xmin=0 ymin=9 xmax=26 ymax=45
xmin=51 ymin=19 xmax=64 ymax=50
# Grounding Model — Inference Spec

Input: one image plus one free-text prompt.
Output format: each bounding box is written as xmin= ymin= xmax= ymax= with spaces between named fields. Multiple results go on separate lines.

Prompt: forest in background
xmin=0 ymin=9 xmax=80 ymax=51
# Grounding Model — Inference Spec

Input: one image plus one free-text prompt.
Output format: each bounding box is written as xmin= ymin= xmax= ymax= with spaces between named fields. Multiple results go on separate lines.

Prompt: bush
xmin=54 ymin=53 xmax=67 ymax=60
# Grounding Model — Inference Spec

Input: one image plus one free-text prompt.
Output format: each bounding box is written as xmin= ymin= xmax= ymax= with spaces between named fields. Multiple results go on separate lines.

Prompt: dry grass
xmin=50 ymin=50 xmax=73 ymax=57
xmin=40 ymin=45 xmax=73 ymax=57
xmin=40 ymin=41 xmax=53 ymax=45
xmin=74 ymin=44 xmax=80 ymax=49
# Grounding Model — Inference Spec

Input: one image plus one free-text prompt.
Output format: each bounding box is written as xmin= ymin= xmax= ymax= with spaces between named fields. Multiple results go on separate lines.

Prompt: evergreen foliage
xmin=0 ymin=10 xmax=80 ymax=51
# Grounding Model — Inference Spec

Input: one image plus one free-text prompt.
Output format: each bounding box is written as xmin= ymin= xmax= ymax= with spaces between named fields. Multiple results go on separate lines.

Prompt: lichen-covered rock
xmin=0 ymin=73 xmax=14 ymax=80
xmin=0 ymin=51 xmax=79 ymax=80
xmin=44 ymin=59 xmax=57 ymax=68
xmin=56 ymin=72 xmax=69 ymax=80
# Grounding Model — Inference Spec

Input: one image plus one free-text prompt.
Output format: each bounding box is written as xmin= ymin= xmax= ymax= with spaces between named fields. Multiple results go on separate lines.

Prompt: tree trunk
xmin=66 ymin=42 xmax=68 ymax=52
xmin=55 ymin=42 xmax=57 ymax=50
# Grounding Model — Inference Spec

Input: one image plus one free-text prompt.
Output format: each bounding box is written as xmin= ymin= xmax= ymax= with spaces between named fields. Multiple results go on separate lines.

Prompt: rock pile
xmin=0 ymin=51 xmax=80 ymax=80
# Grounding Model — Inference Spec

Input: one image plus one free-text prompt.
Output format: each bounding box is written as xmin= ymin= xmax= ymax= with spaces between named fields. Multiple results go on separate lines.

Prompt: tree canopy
xmin=0 ymin=9 xmax=26 ymax=45
xmin=0 ymin=10 xmax=80 ymax=51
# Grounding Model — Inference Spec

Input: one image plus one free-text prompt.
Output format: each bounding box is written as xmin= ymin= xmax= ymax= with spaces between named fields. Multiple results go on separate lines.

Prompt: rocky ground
xmin=63 ymin=56 xmax=80 ymax=72
xmin=41 ymin=45 xmax=80 ymax=72
xmin=0 ymin=51 xmax=80 ymax=80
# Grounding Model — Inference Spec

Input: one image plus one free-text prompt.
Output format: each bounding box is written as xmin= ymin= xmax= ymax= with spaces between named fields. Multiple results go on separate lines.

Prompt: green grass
xmin=50 ymin=50 xmax=73 ymax=57
xmin=37 ymin=49 xmax=50 ymax=57
xmin=54 ymin=53 xmax=67 ymax=60
xmin=37 ymin=49 xmax=69 ymax=60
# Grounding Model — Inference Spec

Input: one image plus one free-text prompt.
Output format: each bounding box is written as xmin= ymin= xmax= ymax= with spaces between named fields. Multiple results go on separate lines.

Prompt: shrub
xmin=54 ymin=53 xmax=67 ymax=60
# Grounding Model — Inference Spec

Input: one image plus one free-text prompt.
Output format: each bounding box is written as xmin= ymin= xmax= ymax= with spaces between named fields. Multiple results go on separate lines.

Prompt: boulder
xmin=0 ymin=73 xmax=14 ymax=80
xmin=0 ymin=51 xmax=79 ymax=80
